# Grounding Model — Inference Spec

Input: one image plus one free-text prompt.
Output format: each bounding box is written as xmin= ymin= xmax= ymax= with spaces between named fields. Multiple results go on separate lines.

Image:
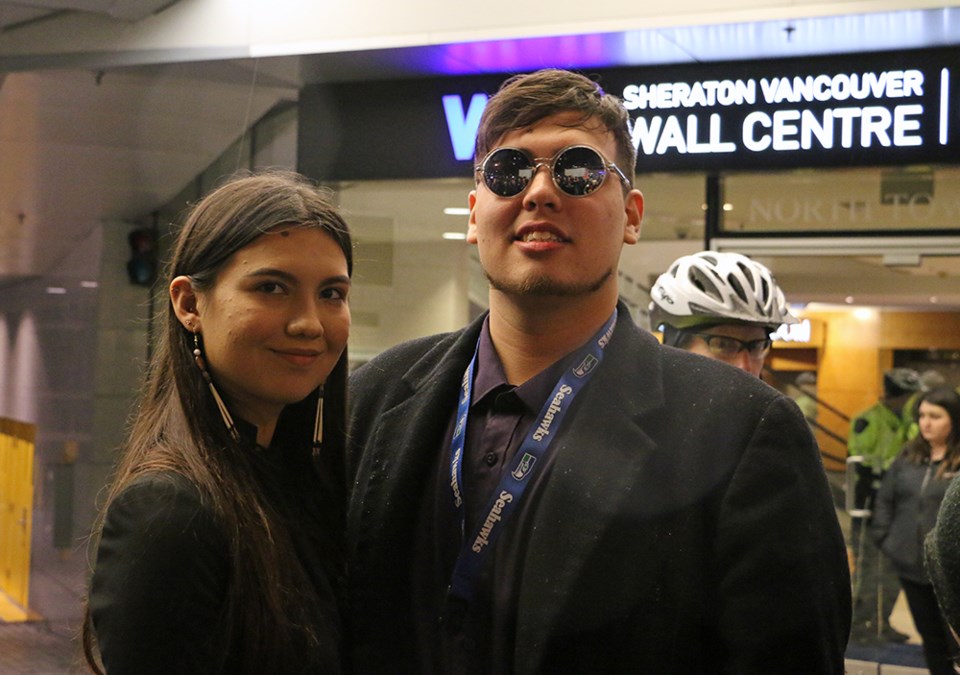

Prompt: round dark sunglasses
xmin=475 ymin=145 xmax=631 ymax=198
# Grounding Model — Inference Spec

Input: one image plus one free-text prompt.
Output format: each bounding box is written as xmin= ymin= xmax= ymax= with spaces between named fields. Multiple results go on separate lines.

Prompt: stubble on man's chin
xmin=484 ymin=269 xmax=612 ymax=297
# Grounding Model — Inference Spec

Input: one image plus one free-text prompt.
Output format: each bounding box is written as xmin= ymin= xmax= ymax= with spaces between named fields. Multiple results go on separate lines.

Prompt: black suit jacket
xmin=346 ymin=307 xmax=851 ymax=674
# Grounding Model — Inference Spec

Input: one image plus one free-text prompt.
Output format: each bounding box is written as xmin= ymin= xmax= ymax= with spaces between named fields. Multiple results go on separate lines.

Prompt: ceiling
xmin=1 ymin=1 xmax=960 ymax=310
xmin=0 ymin=0 xmax=180 ymax=31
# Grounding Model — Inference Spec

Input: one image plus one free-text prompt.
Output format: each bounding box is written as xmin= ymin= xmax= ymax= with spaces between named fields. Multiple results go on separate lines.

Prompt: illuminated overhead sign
xmin=772 ymin=319 xmax=813 ymax=343
xmin=298 ymin=47 xmax=959 ymax=180
xmin=626 ymin=71 xmax=927 ymax=152
xmin=442 ymin=93 xmax=488 ymax=161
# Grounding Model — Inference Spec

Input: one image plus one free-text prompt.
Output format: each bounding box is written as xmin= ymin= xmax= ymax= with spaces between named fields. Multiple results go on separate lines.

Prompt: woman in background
xmin=873 ymin=385 xmax=960 ymax=675
xmin=82 ymin=170 xmax=352 ymax=674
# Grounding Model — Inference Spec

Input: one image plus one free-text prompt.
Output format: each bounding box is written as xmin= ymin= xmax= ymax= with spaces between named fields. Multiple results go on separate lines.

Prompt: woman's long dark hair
xmin=902 ymin=385 xmax=960 ymax=478
xmin=82 ymin=170 xmax=353 ymax=673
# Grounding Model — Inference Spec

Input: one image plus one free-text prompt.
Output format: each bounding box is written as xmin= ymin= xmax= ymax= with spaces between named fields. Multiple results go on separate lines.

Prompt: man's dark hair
xmin=475 ymin=69 xmax=636 ymax=185
xmin=883 ymin=368 xmax=921 ymax=398
xmin=902 ymin=385 xmax=960 ymax=478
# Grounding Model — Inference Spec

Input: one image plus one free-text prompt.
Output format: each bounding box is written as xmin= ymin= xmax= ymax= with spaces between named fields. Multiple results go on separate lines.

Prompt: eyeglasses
xmin=687 ymin=332 xmax=772 ymax=359
xmin=475 ymin=145 xmax=631 ymax=198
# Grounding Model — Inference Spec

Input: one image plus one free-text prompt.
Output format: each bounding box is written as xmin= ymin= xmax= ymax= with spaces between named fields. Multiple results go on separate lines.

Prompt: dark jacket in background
xmin=873 ymin=454 xmax=958 ymax=583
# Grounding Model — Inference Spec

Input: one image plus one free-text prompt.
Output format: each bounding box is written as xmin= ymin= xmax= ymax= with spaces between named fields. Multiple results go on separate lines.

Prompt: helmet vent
xmin=736 ymin=261 xmax=756 ymax=291
xmin=727 ymin=274 xmax=747 ymax=304
xmin=688 ymin=267 xmax=722 ymax=302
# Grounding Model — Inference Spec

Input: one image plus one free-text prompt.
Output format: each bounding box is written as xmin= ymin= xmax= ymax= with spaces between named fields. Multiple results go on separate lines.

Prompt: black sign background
xmin=297 ymin=47 xmax=960 ymax=180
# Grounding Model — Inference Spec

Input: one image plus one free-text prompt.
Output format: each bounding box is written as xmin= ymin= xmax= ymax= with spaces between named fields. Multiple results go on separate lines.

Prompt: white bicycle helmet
xmin=649 ymin=251 xmax=798 ymax=332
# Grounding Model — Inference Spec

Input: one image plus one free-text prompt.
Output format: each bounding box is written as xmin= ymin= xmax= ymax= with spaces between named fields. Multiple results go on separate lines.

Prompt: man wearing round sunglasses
xmin=648 ymin=250 xmax=798 ymax=377
xmin=346 ymin=69 xmax=850 ymax=674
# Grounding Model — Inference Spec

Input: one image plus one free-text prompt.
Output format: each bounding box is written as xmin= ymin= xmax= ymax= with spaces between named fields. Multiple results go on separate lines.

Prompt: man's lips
xmin=514 ymin=223 xmax=569 ymax=243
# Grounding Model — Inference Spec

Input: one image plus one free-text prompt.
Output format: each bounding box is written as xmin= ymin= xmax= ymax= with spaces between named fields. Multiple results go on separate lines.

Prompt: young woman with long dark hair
xmin=82 ymin=170 xmax=352 ymax=674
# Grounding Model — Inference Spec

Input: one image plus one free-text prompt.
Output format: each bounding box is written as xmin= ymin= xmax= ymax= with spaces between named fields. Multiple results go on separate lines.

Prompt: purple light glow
xmin=375 ymin=9 xmax=960 ymax=79
xmin=437 ymin=33 xmax=626 ymax=75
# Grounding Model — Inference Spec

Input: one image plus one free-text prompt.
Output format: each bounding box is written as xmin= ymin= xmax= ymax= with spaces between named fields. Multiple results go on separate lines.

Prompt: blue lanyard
xmin=447 ymin=309 xmax=617 ymax=603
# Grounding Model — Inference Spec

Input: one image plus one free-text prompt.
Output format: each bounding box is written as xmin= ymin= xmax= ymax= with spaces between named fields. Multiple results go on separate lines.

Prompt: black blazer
xmin=346 ymin=307 xmax=851 ymax=674
xmin=89 ymin=461 xmax=343 ymax=673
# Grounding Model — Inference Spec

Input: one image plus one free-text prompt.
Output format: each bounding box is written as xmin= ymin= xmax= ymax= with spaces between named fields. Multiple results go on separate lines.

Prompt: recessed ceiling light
xmin=444 ymin=207 xmax=470 ymax=216
xmin=442 ymin=232 xmax=467 ymax=240
xmin=46 ymin=287 xmax=67 ymax=294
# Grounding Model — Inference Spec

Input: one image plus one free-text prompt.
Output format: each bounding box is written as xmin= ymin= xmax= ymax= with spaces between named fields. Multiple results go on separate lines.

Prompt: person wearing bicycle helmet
xmin=649 ymin=251 xmax=797 ymax=377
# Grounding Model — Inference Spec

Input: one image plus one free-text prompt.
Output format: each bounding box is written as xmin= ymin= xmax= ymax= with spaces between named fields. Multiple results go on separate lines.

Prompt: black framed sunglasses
xmin=475 ymin=145 xmax=631 ymax=198
xmin=687 ymin=332 xmax=773 ymax=359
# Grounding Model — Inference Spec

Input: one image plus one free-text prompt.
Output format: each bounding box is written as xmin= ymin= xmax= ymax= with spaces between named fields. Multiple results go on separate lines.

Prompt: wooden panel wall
xmin=791 ymin=309 xmax=960 ymax=468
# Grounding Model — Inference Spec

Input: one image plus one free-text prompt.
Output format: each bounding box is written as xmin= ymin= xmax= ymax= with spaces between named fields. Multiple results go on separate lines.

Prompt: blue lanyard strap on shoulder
xmin=446 ymin=308 xmax=618 ymax=604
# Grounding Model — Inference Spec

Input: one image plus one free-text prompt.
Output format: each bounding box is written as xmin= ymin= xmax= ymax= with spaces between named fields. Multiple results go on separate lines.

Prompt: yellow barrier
xmin=0 ymin=418 xmax=35 ymax=622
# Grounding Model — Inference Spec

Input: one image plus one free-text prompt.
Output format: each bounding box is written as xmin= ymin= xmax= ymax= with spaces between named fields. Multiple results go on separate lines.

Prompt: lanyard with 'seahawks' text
xmin=446 ymin=309 xmax=617 ymax=604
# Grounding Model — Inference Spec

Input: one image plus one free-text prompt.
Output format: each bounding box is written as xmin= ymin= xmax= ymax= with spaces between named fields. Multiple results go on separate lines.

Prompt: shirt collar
xmin=472 ymin=316 xmax=587 ymax=413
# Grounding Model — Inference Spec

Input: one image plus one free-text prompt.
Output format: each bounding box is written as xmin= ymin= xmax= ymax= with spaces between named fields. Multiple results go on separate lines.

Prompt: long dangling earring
xmin=312 ymin=388 xmax=323 ymax=456
xmin=193 ymin=333 xmax=240 ymax=440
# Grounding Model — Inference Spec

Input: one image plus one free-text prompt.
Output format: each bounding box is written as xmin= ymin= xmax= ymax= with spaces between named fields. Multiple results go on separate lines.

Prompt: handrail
xmin=806 ymin=415 xmax=848 ymax=447
xmin=796 ymin=385 xmax=851 ymax=423
xmin=806 ymin=416 xmax=848 ymax=471
xmin=760 ymin=368 xmax=849 ymax=466
xmin=761 ymin=367 xmax=850 ymax=425
xmin=845 ymin=456 xmax=872 ymax=518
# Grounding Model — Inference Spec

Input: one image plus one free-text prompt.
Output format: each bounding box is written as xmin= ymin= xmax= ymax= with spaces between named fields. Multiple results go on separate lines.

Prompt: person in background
xmin=345 ymin=68 xmax=850 ymax=673
xmin=920 ymin=369 xmax=948 ymax=391
xmin=791 ymin=371 xmax=820 ymax=425
xmin=850 ymin=368 xmax=925 ymax=502
xmin=82 ymin=171 xmax=352 ymax=674
xmin=924 ymin=469 xmax=960 ymax=647
xmin=872 ymin=386 xmax=960 ymax=675
xmin=848 ymin=367 xmax=923 ymax=643
xmin=648 ymin=250 xmax=796 ymax=378
xmin=904 ymin=369 xmax=949 ymax=440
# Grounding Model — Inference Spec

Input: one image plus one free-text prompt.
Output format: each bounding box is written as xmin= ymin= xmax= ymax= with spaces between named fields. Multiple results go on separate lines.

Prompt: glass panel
xmin=333 ymin=178 xmax=476 ymax=361
xmin=722 ymin=165 xmax=960 ymax=233
xmin=754 ymin=254 xmax=960 ymax=307
xmin=633 ymin=172 xmax=706 ymax=241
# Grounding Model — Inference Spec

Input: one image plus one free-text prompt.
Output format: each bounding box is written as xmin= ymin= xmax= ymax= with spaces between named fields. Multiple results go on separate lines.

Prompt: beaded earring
xmin=312 ymin=389 xmax=323 ymax=457
xmin=193 ymin=333 xmax=240 ymax=440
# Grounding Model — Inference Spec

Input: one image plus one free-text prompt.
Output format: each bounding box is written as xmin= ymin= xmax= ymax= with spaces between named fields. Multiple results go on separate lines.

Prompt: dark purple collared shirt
xmin=411 ymin=317 xmax=583 ymax=674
